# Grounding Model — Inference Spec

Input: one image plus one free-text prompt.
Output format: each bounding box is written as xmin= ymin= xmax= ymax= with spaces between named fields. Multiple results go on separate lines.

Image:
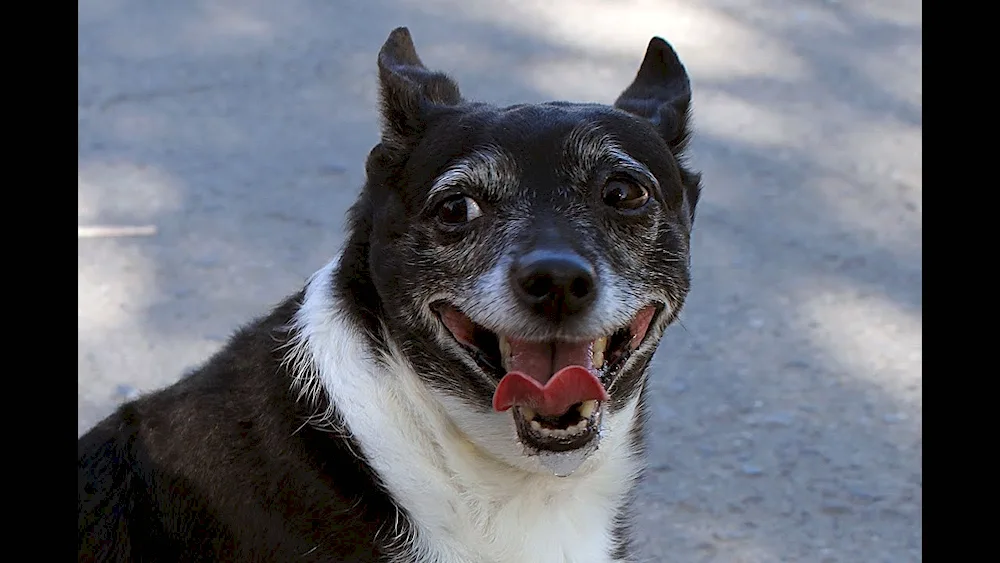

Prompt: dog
xmin=78 ymin=27 xmax=701 ymax=563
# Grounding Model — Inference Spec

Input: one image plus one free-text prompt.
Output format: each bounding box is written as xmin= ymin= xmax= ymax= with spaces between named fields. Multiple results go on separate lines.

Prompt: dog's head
xmin=337 ymin=28 xmax=700 ymax=475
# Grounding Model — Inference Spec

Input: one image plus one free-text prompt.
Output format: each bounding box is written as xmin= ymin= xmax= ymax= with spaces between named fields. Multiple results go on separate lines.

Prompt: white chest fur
xmin=288 ymin=260 xmax=644 ymax=563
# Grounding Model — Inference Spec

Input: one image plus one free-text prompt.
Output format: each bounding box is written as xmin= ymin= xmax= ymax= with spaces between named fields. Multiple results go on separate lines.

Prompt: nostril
xmin=521 ymin=274 xmax=554 ymax=300
xmin=569 ymin=276 xmax=592 ymax=299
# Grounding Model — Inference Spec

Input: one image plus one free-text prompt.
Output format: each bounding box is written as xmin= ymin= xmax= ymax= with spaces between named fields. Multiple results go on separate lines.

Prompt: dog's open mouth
xmin=434 ymin=303 xmax=659 ymax=453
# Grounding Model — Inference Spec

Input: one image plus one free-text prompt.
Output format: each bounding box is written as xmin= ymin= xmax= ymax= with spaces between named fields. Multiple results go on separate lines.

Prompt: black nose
xmin=511 ymin=250 xmax=597 ymax=318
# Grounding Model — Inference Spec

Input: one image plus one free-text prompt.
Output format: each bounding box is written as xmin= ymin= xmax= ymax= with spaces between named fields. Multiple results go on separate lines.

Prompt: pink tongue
xmin=493 ymin=366 xmax=609 ymax=416
xmin=492 ymin=336 xmax=609 ymax=416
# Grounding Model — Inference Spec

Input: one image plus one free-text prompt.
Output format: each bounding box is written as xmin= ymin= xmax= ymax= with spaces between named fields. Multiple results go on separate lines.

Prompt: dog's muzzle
xmin=434 ymin=301 xmax=658 ymax=473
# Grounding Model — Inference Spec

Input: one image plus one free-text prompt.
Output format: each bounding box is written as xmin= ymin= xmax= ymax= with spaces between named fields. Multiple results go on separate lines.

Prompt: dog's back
xmin=78 ymin=297 xmax=398 ymax=562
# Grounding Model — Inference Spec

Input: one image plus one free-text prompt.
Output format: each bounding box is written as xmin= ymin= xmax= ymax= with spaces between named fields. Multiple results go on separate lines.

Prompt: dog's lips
xmin=436 ymin=303 xmax=659 ymax=418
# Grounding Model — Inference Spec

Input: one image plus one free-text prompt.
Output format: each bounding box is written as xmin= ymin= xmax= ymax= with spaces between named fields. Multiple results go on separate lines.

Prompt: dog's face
xmin=343 ymin=28 xmax=700 ymax=475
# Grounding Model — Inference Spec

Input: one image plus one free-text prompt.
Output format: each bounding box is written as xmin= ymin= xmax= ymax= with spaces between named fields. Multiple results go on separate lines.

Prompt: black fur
xmin=78 ymin=296 xmax=409 ymax=562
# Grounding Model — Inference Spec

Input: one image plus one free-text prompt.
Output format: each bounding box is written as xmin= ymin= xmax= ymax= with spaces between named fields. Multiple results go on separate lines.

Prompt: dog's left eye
xmin=436 ymin=195 xmax=483 ymax=226
xmin=602 ymin=178 xmax=649 ymax=211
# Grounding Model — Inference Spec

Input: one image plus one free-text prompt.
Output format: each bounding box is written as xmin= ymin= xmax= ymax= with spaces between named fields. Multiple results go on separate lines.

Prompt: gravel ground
xmin=78 ymin=1 xmax=922 ymax=561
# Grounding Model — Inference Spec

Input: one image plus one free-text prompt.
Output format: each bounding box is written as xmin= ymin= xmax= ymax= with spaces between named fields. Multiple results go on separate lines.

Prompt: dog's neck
xmin=287 ymin=258 xmax=644 ymax=563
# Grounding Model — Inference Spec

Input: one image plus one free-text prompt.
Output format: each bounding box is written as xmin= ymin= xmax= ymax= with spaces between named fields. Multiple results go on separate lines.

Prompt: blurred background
xmin=78 ymin=0 xmax=921 ymax=561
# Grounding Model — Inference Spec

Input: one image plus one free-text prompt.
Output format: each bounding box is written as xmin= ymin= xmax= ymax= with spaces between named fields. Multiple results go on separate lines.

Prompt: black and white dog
xmin=78 ymin=27 xmax=701 ymax=562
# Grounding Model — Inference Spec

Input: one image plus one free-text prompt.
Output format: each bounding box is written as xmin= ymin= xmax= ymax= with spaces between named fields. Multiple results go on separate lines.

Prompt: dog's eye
xmin=436 ymin=195 xmax=483 ymax=225
xmin=602 ymin=178 xmax=649 ymax=211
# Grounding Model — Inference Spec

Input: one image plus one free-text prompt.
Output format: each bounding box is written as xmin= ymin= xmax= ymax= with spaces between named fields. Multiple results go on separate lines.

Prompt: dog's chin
xmin=508 ymin=403 xmax=606 ymax=477
xmin=430 ymin=302 xmax=662 ymax=475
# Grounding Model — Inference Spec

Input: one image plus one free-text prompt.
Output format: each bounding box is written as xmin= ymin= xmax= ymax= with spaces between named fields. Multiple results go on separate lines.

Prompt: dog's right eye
xmin=602 ymin=178 xmax=650 ymax=211
xmin=436 ymin=195 xmax=483 ymax=226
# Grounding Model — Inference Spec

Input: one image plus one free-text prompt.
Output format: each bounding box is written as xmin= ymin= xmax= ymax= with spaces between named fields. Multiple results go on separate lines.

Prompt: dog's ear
xmin=377 ymin=27 xmax=462 ymax=148
xmin=614 ymin=37 xmax=692 ymax=154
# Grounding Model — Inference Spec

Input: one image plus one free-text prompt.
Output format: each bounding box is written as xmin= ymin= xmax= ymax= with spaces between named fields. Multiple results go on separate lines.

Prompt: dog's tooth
xmin=535 ymin=425 xmax=562 ymax=438
xmin=578 ymin=400 xmax=597 ymax=419
xmin=499 ymin=335 xmax=511 ymax=371
xmin=530 ymin=419 xmax=542 ymax=431
xmin=592 ymin=337 xmax=608 ymax=369
xmin=520 ymin=407 xmax=536 ymax=421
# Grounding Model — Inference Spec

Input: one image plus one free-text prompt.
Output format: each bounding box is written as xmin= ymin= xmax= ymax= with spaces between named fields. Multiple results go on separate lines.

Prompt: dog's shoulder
xmin=78 ymin=292 xmax=306 ymax=467
xmin=77 ymin=295 xmax=298 ymax=561
xmin=78 ymin=293 xmax=397 ymax=562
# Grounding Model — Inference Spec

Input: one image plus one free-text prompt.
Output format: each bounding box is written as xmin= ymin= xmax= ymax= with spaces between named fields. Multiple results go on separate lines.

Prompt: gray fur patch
xmin=427 ymin=145 xmax=521 ymax=203
xmin=562 ymin=123 xmax=658 ymax=189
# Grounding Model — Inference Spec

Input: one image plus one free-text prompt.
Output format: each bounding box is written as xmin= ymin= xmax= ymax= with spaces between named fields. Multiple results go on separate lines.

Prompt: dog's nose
xmin=511 ymin=250 xmax=597 ymax=318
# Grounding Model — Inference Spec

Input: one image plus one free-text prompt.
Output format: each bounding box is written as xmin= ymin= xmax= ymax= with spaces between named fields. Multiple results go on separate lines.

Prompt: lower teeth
xmin=518 ymin=400 xmax=600 ymax=440
xmin=527 ymin=417 xmax=589 ymax=438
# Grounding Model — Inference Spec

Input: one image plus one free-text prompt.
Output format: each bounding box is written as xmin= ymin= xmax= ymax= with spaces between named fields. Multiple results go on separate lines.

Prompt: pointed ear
xmin=377 ymin=27 xmax=462 ymax=147
xmin=614 ymin=37 xmax=693 ymax=154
